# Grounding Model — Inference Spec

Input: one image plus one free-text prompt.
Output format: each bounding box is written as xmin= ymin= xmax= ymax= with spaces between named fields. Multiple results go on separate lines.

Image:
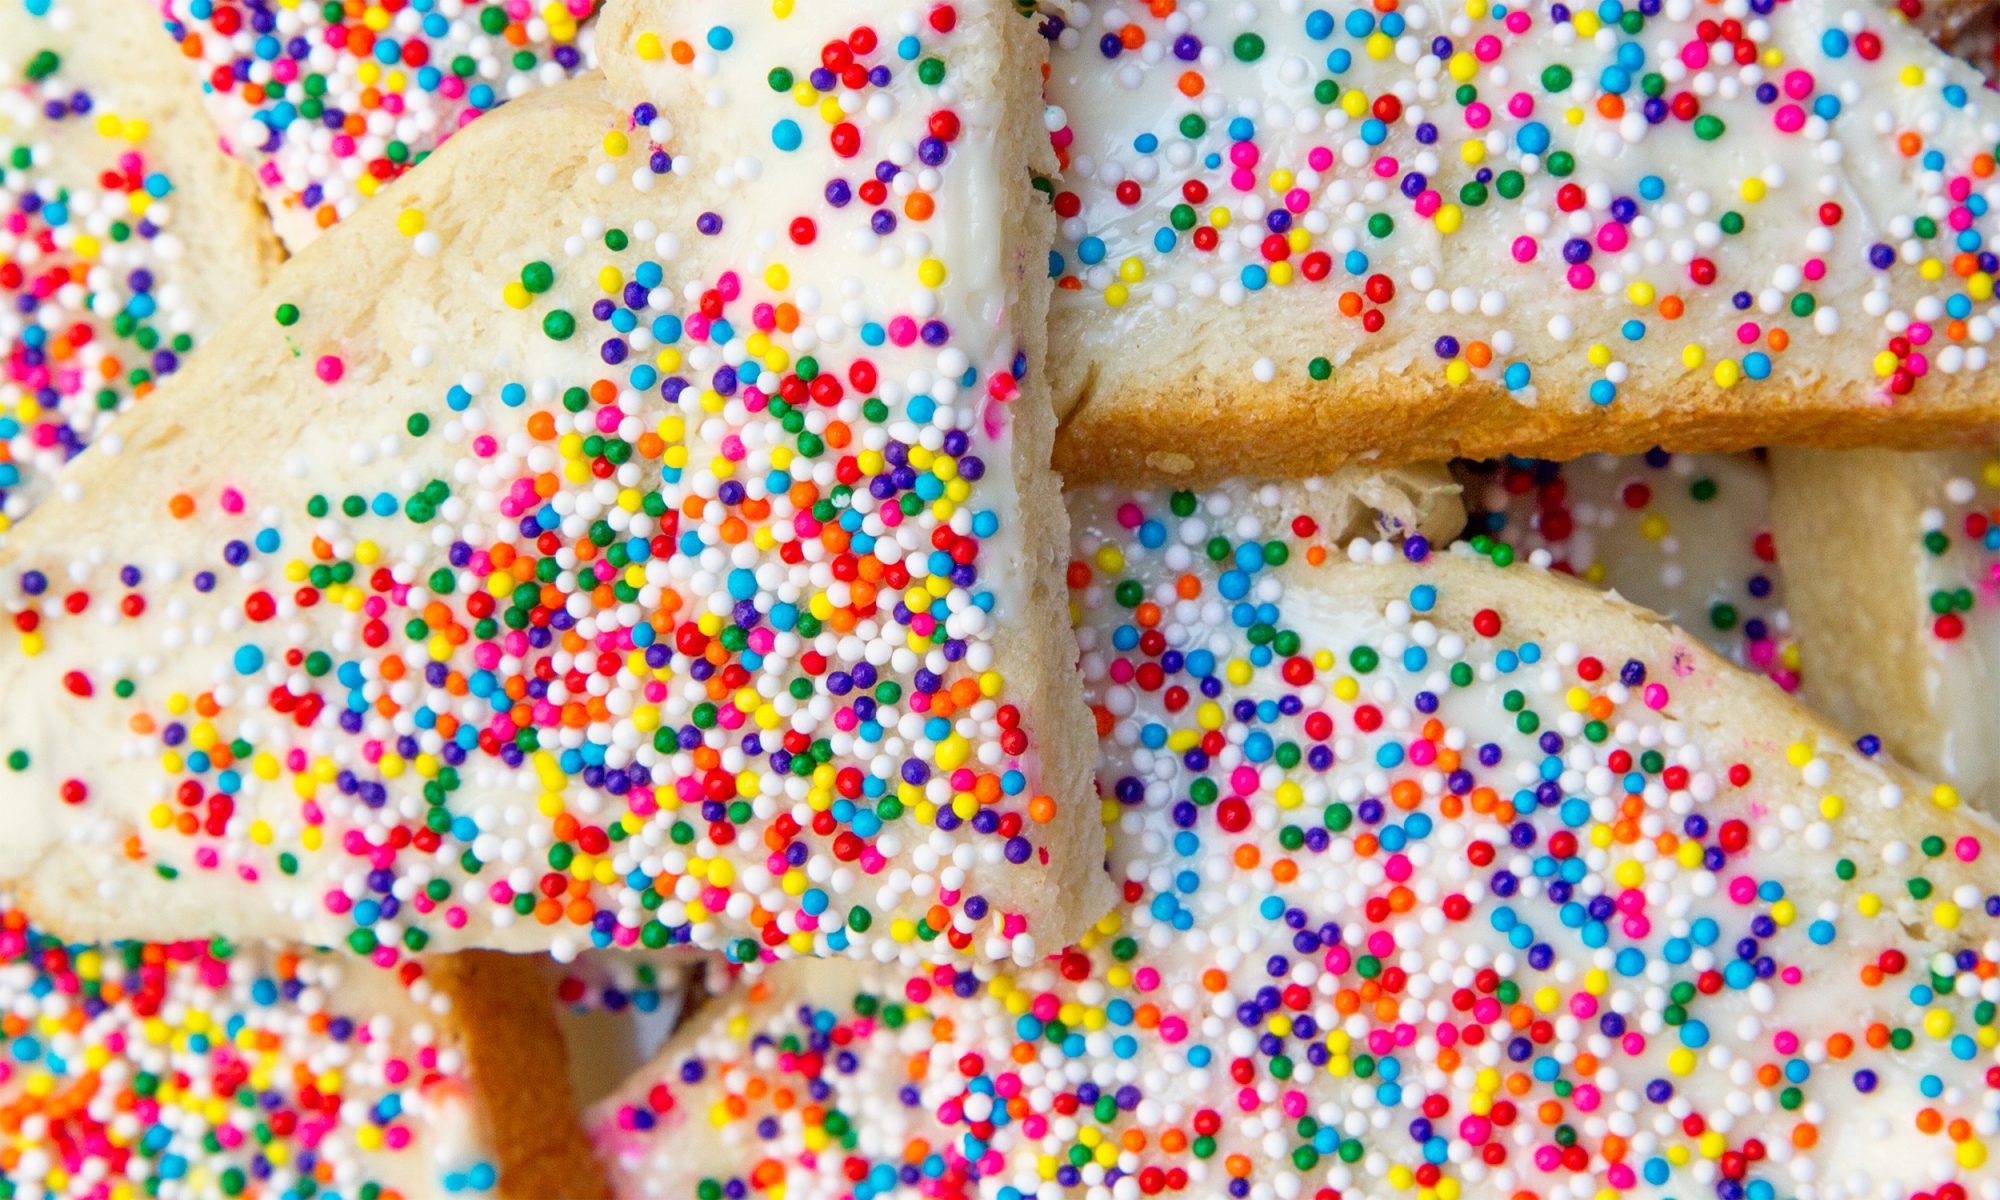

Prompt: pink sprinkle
xmin=315 ymin=355 xmax=344 ymax=382
xmin=1512 ymin=236 xmax=1539 ymax=263
xmin=1643 ymin=683 xmax=1668 ymax=709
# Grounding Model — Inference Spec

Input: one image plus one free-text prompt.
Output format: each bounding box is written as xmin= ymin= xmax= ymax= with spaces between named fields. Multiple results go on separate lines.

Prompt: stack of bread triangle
xmin=8 ymin=1 xmax=2000 ymax=1198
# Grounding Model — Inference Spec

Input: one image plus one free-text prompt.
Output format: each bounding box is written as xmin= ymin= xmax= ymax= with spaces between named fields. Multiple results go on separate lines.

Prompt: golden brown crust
xmin=1052 ymin=353 xmax=2000 ymax=488
xmin=431 ymin=951 xmax=612 ymax=1200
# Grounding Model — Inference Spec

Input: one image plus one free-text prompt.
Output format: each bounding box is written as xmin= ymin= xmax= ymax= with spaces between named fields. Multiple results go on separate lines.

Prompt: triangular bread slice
xmin=1042 ymin=0 xmax=2000 ymax=482
xmin=0 ymin=0 xmax=1108 ymax=969
xmin=0 ymin=892 xmax=604 ymax=1199
xmin=1771 ymin=446 xmax=2000 ymax=805
xmin=158 ymin=0 xmax=601 ymax=249
xmin=2 ymin=0 xmax=281 ymax=533
xmin=591 ymin=474 xmax=2000 ymax=1200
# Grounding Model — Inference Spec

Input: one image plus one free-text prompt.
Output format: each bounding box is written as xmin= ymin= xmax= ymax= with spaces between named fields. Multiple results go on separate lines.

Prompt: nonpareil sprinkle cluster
xmin=1044 ymin=0 xmax=2000 ymax=405
xmin=161 ymin=0 xmax=599 ymax=241
xmin=2 ymin=28 xmax=199 ymax=536
xmin=0 ymin=895 xmax=499 ymax=1200
xmin=597 ymin=483 xmax=2000 ymax=1200
xmin=3 ymin=3 xmax=1076 ymax=970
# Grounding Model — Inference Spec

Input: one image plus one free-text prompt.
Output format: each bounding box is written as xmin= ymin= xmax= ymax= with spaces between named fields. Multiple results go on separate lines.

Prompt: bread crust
xmin=1052 ymin=310 xmax=2000 ymax=487
xmin=431 ymin=951 xmax=614 ymax=1200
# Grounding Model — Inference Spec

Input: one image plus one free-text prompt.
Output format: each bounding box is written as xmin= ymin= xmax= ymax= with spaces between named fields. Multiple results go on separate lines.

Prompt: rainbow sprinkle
xmin=1463 ymin=452 xmax=1800 ymax=690
xmin=0 ymin=894 xmax=500 ymax=1200
xmin=0 ymin=0 xmax=1090 ymax=970
xmin=595 ymin=480 xmax=2000 ymax=1200
xmin=2 ymin=11 xmax=208 ymax=537
xmin=160 ymin=0 xmax=599 ymax=244
xmin=1044 ymin=0 xmax=2000 ymax=405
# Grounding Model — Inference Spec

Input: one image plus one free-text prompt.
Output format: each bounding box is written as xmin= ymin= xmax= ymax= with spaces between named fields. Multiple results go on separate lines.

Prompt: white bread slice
xmin=0 ymin=894 xmax=605 ymax=1199
xmin=1460 ymin=451 xmax=1800 ymax=689
xmin=1770 ymin=446 xmax=2000 ymax=803
xmin=591 ymin=475 xmax=2000 ymax=1200
xmin=1042 ymin=0 xmax=2000 ymax=483
xmin=0 ymin=0 xmax=1107 ymax=969
xmin=158 ymin=0 xmax=599 ymax=249
xmin=0 ymin=0 xmax=281 ymax=533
